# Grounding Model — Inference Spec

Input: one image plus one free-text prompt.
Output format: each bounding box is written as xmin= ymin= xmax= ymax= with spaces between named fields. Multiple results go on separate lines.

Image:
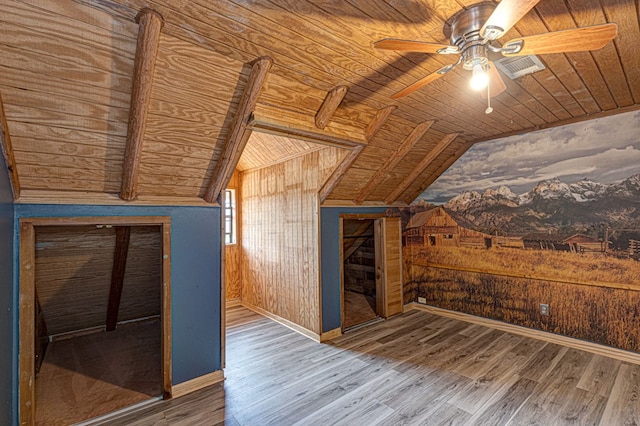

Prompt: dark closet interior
xmin=33 ymin=225 xmax=162 ymax=425
xmin=342 ymin=219 xmax=379 ymax=329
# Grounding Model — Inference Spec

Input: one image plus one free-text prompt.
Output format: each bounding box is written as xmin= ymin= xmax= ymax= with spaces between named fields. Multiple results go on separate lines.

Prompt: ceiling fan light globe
xmin=470 ymin=64 xmax=489 ymax=90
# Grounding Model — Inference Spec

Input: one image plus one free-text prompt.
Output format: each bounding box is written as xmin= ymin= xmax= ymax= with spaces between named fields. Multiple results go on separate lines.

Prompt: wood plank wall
xmin=225 ymin=169 xmax=242 ymax=301
xmin=35 ymin=225 xmax=161 ymax=335
xmin=241 ymin=146 xmax=346 ymax=334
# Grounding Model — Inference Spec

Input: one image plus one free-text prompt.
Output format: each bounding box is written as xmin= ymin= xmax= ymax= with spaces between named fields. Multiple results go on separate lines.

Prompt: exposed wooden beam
xmin=250 ymin=104 xmax=366 ymax=147
xmin=404 ymin=140 xmax=475 ymax=204
xmin=0 ymin=91 xmax=20 ymax=199
xmin=365 ymin=105 xmax=396 ymax=141
xmin=319 ymin=145 xmax=363 ymax=203
xmin=106 ymin=226 xmax=131 ymax=331
xmin=343 ymin=221 xmax=374 ymax=260
xmin=315 ymin=85 xmax=349 ymax=129
xmin=204 ymin=56 xmax=273 ymax=203
xmin=120 ymin=8 xmax=164 ymax=201
xmin=385 ymin=133 xmax=459 ymax=205
xmin=354 ymin=120 xmax=435 ymax=204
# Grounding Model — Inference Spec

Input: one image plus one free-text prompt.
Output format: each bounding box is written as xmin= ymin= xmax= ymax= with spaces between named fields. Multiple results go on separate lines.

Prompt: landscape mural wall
xmin=392 ymin=109 xmax=640 ymax=353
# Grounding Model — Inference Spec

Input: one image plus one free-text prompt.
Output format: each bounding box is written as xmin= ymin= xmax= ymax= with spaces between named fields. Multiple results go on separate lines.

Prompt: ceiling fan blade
xmin=481 ymin=62 xmax=507 ymax=99
xmin=502 ymin=23 xmax=618 ymax=56
xmin=391 ymin=66 xmax=451 ymax=99
xmin=481 ymin=0 xmax=541 ymax=40
xmin=374 ymin=38 xmax=457 ymax=54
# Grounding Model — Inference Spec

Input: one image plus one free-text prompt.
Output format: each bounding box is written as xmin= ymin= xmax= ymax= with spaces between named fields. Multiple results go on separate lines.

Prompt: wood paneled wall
xmin=35 ymin=225 xmax=161 ymax=335
xmin=225 ymin=170 xmax=242 ymax=301
xmin=241 ymin=146 xmax=346 ymax=334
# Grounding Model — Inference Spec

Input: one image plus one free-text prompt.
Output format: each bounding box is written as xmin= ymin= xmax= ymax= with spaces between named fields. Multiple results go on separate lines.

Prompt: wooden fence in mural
xmin=631 ymin=240 xmax=640 ymax=259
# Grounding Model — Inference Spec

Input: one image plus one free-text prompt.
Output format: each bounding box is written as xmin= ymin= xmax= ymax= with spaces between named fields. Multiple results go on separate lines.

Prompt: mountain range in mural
xmin=415 ymin=173 xmax=640 ymax=238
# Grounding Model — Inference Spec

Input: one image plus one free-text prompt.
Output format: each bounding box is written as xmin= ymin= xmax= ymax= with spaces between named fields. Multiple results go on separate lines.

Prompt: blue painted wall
xmin=0 ymin=153 xmax=15 ymax=426
xmin=320 ymin=207 xmax=387 ymax=332
xmin=12 ymin=203 xmax=222 ymax=421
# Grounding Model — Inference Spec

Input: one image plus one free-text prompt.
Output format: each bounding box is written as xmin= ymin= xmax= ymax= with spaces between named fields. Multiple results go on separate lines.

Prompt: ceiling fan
xmin=375 ymin=0 xmax=618 ymax=104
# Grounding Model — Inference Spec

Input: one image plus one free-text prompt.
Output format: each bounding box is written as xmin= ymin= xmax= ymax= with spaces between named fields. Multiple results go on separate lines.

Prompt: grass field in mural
xmin=406 ymin=245 xmax=640 ymax=288
xmin=404 ymin=262 xmax=640 ymax=352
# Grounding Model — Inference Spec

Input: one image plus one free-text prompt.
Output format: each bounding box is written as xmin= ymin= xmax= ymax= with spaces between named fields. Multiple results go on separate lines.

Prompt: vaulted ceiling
xmin=1 ymin=0 xmax=638 ymax=206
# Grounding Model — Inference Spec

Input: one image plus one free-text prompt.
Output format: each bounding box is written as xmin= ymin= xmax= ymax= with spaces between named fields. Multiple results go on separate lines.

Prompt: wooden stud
xmin=0 ymin=91 xmax=20 ymax=199
xmin=385 ymin=133 xmax=459 ymax=204
xmin=365 ymin=105 xmax=396 ymax=141
xmin=354 ymin=120 xmax=434 ymax=204
xmin=120 ymin=8 xmax=164 ymax=201
xmin=19 ymin=221 xmax=35 ymax=426
xmin=106 ymin=226 xmax=131 ymax=331
xmin=204 ymin=56 xmax=273 ymax=203
xmin=319 ymin=145 xmax=363 ymax=203
xmin=315 ymin=85 xmax=349 ymax=129
xmin=343 ymin=220 xmax=374 ymax=261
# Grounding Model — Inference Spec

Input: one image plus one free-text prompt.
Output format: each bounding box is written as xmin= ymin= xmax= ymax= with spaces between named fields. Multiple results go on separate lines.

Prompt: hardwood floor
xmin=104 ymin=306 xmax=639 ymax=425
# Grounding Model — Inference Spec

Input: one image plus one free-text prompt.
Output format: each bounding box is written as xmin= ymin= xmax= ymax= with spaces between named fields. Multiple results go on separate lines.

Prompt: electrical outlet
xmin=540 ymin=303 xmax=550 ymax=316
xmin=418 ymin=297 xmax=427 ymax=304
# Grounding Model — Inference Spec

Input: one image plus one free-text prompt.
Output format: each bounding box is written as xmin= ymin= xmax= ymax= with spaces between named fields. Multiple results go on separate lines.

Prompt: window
xmin=224 ymin=189 xmax=236 ymax=244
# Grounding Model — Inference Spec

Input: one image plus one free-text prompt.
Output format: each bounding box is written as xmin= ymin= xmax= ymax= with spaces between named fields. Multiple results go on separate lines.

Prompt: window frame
xmin=224 ymin=189 xmax=237 ymax=245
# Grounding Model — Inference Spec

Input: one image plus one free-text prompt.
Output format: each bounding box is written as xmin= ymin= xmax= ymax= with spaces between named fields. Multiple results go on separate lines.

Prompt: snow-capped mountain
xmin=446 ymin=185 xmax=518 ymax=212
xmin=440 ymin=174 xmax=640 ymax=234
xmin=518 ymin=177 xmax=607 ymax=204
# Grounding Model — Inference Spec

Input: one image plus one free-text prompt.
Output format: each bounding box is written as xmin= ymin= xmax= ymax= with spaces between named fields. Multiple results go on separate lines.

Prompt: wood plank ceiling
xmin=1 ymin=0 xmax=638 ymax=206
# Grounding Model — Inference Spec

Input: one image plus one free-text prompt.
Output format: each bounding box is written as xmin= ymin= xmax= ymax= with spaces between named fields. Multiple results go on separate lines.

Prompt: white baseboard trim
xmin=241 ymin=302 xmax=323 ymax=342
xmin=171 ymin=370 xmax=225 ymax=399
xmin=406 ymin=302 xmax=640 ymax=365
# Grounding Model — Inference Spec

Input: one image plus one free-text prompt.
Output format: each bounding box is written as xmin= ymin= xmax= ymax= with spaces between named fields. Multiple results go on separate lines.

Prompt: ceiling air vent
xmin=494 ymin=55 xmax=546 ymax=79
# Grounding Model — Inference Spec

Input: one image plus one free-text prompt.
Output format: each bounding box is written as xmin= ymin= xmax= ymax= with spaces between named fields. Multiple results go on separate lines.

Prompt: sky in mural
xmin=419 ymin=109 xmax=640 ymax=204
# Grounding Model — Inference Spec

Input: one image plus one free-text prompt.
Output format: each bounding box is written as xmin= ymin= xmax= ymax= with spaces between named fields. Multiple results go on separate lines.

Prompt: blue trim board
xmin=320 ymin=207 xmax=387 ymax=332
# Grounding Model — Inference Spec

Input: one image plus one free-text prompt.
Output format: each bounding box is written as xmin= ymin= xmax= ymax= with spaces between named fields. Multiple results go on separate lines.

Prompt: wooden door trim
xmin=374 ymin=218 xmax=387 ymax=317
xmin=339 ymin=217 xmax=345 ymax=332
xmin=18 ymin=216 xmax=173 ymax=425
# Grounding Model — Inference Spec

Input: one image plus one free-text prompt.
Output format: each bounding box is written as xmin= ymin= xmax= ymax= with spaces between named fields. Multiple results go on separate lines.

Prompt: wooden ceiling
xmin=1 ymin=0 xmax=638 ymax=206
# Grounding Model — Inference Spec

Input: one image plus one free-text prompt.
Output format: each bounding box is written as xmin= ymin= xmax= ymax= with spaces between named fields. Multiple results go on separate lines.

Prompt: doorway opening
xmin=19 ymin=217 xmax=172 ymax=426
xmin=342 ymin=218 xmax=378 ymax=329
xmin=340 ymin=215 xmax=403 ymax=332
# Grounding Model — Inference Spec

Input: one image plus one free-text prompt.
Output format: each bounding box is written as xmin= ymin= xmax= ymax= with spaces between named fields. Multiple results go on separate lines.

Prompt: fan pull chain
xmin=485 ymin=81 xmax=493 ymax=114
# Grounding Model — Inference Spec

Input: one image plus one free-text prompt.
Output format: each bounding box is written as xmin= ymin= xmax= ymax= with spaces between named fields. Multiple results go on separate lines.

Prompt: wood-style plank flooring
xmin=105 ymin=306 xmax=640 ymax=425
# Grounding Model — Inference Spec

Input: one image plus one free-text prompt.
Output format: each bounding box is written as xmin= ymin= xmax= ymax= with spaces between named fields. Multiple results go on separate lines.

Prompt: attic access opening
xmin=340 ymin=215 xmax=403 ymax=332
xmin=342 ymin=218 xmax=378 ymax=328
xmin=18 ymin=216 xmax=172 ymax=426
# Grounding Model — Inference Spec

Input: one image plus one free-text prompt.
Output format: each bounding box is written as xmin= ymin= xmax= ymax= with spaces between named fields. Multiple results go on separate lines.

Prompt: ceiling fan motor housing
xmin=446 ymin=2 xmax=496 ymax=70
